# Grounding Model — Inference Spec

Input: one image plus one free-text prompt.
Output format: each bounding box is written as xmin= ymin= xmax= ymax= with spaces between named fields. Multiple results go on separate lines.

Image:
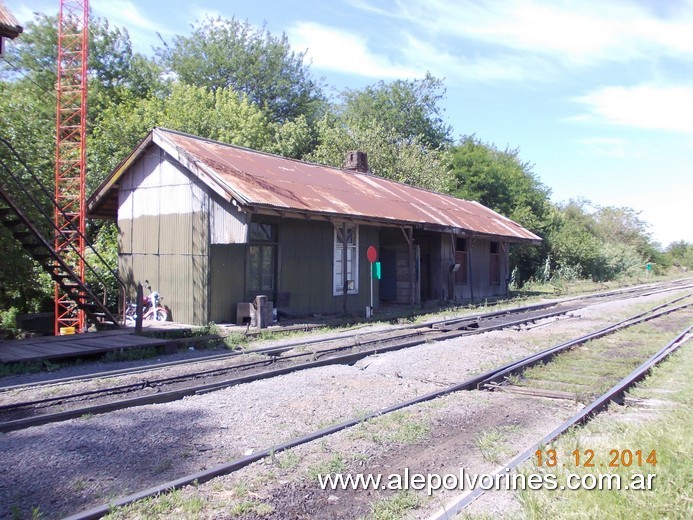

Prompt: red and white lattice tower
xmin=54 ymin=0 xmax=88 ymax=334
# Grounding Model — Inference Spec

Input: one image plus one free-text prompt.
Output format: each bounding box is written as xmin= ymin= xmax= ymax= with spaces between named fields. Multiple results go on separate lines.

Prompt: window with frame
xmin=248 ymin=222 xmax=276 ymax=292
xmin=489 ymin=241 xmax=500 ymax=286
xmin=455 ymin=237 xmax=468 ymax=285
xmin=333 ymin=224 xmax=358 ymax=295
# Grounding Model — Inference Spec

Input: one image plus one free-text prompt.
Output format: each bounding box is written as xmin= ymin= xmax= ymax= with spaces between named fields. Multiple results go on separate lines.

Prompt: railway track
xmin=0 ymin=280 xmax=691 ymax=433
xmin=60 ymin=291 xmax=692 ymax=520
xmin=430 ymin=323 xmax=693 ymax=519
xmin=0 ymin=303 xmax=579 ymax=431
xmin=2 ymin=277 xmax=689 ymax=394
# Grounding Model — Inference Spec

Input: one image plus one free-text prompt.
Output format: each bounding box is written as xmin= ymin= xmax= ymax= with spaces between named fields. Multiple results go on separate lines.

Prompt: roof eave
xmin=249 ymin=203 xmax=542 ymax=243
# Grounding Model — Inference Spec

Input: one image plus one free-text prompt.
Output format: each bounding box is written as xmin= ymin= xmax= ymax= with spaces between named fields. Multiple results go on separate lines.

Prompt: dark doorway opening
xmin=380 ymin=248 xmax=397 ymax=301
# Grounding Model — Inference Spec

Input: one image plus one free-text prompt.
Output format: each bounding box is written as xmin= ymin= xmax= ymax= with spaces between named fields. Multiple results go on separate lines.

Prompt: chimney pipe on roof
xmin=344 ymin=151 xmax=369 ymax=173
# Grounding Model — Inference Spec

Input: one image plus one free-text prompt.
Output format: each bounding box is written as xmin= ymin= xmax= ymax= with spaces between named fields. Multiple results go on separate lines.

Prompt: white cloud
xmin=391 ymin=0 xmax=693 ymax=66
xmin=91 ymin=0 xmax=162 ymax=33
xmin=287 ymin=22 xmax=419 ymax=79
xmin=89 ymin=0 xmax=170 ymax=51
xmin=400 ymin=33 xmax=552 ymax=83
xmin=286 ymin=21 xmax=554 ymax=83
xmin=574 ymin=85 xmax=693 ymax=134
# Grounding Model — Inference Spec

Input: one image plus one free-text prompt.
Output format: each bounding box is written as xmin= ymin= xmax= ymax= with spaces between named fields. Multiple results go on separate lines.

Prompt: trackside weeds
xmin=317 ymin=468 xmax=656 ymax=496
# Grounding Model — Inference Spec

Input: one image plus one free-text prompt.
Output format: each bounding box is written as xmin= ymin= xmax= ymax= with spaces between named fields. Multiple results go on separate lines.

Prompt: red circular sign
xmin=366 ymin=246 xmax=377 ymax=263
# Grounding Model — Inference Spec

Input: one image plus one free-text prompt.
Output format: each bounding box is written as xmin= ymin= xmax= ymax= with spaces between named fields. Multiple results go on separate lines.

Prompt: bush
xmin=591 ymin=242 xmax=644 ymax=281
xmin=0 ymin=306 xmax=20 ymax=333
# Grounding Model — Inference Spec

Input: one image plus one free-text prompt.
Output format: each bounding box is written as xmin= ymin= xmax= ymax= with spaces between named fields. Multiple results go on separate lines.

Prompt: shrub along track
xmin=55 ymin=291 xmax=692 ymax=520
xmin=1 ymin=279 xmax=690 ymax=432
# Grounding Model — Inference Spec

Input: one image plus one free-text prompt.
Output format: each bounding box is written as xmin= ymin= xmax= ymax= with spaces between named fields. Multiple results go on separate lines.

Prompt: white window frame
xmin=333 ymin=224 xmax=359 ymax=296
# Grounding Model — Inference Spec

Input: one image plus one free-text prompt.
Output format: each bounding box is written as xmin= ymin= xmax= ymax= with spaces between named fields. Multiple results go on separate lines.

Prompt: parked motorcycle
xmin=125 ymin=280 xmax=168 ymax=324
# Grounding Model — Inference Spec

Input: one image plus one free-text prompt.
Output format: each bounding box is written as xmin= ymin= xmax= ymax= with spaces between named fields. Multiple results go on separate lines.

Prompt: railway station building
xmin=88 ymin=128 xmax=541 ymax=325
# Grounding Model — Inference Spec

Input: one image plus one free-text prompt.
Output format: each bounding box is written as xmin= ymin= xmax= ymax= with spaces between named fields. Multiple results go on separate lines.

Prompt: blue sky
xmin=10 ymin=0 xmax=693 ymax=246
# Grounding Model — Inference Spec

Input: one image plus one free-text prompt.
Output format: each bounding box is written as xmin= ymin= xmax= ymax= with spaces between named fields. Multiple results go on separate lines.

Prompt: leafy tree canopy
xmin=157 ymin=17 xmax=326 ymax=124
xmin=449 ymin=135 xmax=552 ymax=231
xmin=89 ymin=83 xmax=315 ymax=189
xmin=339 ymin=73 xmax=452 ymax=149
xmin=307 ymin=114 xmax=451 ymax=192
xmin=1 ymin=12 xmax=160 ymax=99
xmin=665 ymin=240 xmax=693 ymax=269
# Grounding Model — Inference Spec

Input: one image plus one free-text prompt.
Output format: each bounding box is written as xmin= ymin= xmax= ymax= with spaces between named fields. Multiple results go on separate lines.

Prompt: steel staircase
xmin=0 ymin=137 xmax=122 ymax=330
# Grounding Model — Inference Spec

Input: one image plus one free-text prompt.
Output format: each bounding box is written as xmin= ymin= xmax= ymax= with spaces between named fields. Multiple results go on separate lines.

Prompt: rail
xmin=55 ymin=295 xmax=691 ymax=520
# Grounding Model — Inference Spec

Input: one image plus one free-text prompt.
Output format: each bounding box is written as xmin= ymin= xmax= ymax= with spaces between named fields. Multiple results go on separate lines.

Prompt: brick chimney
xmin=344 ymin=151 xmax=369 ymax=173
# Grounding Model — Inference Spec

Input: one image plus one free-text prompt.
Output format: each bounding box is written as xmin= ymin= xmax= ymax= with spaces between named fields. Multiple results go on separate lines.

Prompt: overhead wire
xmin=0 ymin=54 xmax=58 ymax=122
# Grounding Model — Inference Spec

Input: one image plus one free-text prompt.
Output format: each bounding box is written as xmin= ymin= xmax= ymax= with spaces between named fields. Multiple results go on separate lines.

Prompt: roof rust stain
xmin=90 ymin=128 xmax=541 ymax=242
xmin=162 ymin=130 xmax=540 ymax=241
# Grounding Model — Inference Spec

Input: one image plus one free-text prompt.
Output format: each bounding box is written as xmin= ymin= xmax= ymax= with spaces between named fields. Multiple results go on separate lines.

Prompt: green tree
xmin=546 ymin=200 xmax=605 ymax=279
xmin=664 ymin=240 xmax=693 ymax=270
xmin=593 ymin=206 xmax=652 ymax=257
xmin=449 ymin=136 xmax=553 ymax=282
xmin=339 ymin=73 xmax=452 ymax=148
xmin=0 ymin=82 xmax=56 ymax=317
xmin=89 ymin=83 xmax=314 ymax=188
xmin=157 ymin=17 xmax=325 ymax=123
xmin=305 ymin=75 xmax=453 ymax=191
xmin=307 ymin=114 xmax=451 ymax=192
xmin=0 ymin=12 xmax=159 ymax=318
xmin=1 ymin=12 xmax=159 ymax=100
xmin=545 ymin=200 xmax=661 ymax=282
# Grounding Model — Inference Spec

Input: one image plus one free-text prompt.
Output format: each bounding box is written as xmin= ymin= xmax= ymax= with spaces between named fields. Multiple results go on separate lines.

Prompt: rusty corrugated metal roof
xmin=0 ymin=1 xmax=22 ymax=39
xmin=89 ymin=128 xmax=541 ymax=243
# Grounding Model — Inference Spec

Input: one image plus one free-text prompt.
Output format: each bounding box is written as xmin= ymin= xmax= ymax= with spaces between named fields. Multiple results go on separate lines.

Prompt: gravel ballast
xmin=0 ymin=289 xmax=688 ymax=519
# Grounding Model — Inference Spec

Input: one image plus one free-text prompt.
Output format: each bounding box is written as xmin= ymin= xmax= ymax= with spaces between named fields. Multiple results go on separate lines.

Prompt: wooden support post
xmin=401 ymin=227 xmax=415 ymax=306
xmin=135 ymin=283 xmax=143 ymax=335
xmin=469 ymin=238 xmax=475 ymax=302
xmin=122 ymin=285 xmax=127 ymax=325
xmin=449 ymin=233 xmax=455 ymax=302
xmin=502 ymin=241 xmax=510 ymax=298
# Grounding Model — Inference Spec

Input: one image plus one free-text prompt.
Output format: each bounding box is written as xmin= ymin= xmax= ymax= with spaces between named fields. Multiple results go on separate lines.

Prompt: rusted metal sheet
xmin=90 ymin=128 xmax=542 ymax=243
xmin=160 ymin=130 xmax=540 ymax=242
xmin=0 ymin=1 xmax=22 ymax=39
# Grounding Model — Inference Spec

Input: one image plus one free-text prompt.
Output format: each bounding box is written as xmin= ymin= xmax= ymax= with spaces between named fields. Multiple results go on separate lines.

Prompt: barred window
xmin=334 ymin=225 xmax=358 ymax=295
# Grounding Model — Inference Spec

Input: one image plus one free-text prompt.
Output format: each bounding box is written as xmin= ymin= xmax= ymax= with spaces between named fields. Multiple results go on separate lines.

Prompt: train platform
xmin=0 ymin=322 xmax=192 ymax=364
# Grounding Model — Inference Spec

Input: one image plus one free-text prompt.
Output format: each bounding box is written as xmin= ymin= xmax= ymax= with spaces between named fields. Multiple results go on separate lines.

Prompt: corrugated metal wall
xmin=207 ymin=219 xmax=381 ymax=323
xmin=447 ymin=238 xmax=510 ymax=301
xmin=117 ymin=145 xmax=212 ymax=324
xmin=210 ymin=198 xmax=248 ymax=244
xmin=116 ymin=143 xmax=513 ymax=324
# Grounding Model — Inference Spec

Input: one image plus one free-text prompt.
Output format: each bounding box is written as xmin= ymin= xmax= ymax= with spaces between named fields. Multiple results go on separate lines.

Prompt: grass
xmin=228 ymin=500 xmax=274 ymax=516
xmin=223 ymin=331 xmax=250 ymax=350
xmin=307 ymin=453 xmax=349 ymax=482
xmin=365 ymin=491 xmax=421 ymax=520
xmin=516 ymin=342 xmax=693 ymax=519
xmin=267 ymin=449 xmax=302 ymax=470
xmin=474 ymin=425 xmax=522 ymax=464
xmin=9 ymin=506 xmax=44 ymax=520
xmin=515 ymin=317 xmax=689 ymax=401
xmin=104 ymin=488 xmax=205 ymax=519
xmin=350 ymin=410 xmax=431 ymax=445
